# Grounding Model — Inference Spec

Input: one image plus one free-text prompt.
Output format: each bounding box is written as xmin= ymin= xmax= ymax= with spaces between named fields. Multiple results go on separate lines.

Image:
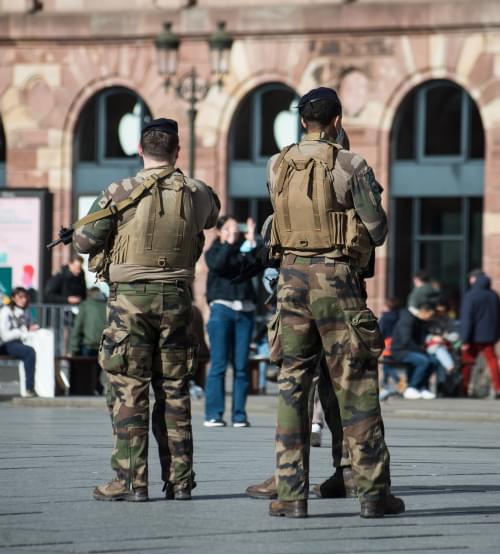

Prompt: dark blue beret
xmin=298 ymin=87 xmax=342 ymax=111
xmin=141 ymin=118 xmax=178 ymax=137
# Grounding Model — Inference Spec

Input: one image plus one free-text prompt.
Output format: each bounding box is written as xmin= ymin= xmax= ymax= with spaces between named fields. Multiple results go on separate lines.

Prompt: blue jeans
xmin=256 ymin=339 xmax=269 ymax=389
xmin=401 ymin=352 xmax=440 ymax=389
xmin=0 ymin=340 xmax=36 ymax=390
xmin=204 ymin=304 xmax=254 ymax=423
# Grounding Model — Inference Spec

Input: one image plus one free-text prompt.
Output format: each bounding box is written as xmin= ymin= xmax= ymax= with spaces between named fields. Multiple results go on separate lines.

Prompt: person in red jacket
xmin=460 ymin=270 xmax=500 ymax=398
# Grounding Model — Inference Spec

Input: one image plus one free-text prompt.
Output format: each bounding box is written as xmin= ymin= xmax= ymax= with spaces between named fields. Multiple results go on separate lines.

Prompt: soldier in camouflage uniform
xmin=73 ymin=118 xmax=220 ymax=502
xmin=267 ymin=88 xmax=405 ymax=519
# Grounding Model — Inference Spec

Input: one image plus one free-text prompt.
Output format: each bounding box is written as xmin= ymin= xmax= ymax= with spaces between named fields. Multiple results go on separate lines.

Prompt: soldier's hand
xmin=58 ymin=226 xmax=74 ymax=245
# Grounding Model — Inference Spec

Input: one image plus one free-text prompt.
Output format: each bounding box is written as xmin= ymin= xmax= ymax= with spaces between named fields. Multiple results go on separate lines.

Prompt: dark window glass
xmin=420 ymin=198 xmax=462 ymax=235
xmin=425 ymin=85 xmax=462 ymax=156
xmin=469 ymin=99 xmax=485 ymax=159
xmin=419 ymin=239 xmax=461 ymax=308
xmin=232 ymin=97 xmax=252 ymax=161
xmin=257 ymin=198 xmax=273 ymax=234
xmin=259 ymin=89 xmax=296 ymax=157
xmin=232 ymin=199 xmax=250 ymax=224
xmin=75 ymin=88 xmax=151 ymax=163
xmin=105 ymin=92 xmax=140 ymax=159
xmin=393 ymin=198 xmax=413 ymax=303
xmin=394 ymin=93 xmax=415 ymax=160
xmin=76 ymin=95 xmax=97 ymax=162
xmin=469 ymin=197 xmax=483 ymax=271
xmin=0 ymin=119 xmax=5 ymax=162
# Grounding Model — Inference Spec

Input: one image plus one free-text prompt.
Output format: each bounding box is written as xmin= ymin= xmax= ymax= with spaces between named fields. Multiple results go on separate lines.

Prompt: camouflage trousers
xmin=269 ymin=310 xmax=351 ymax=469
xmin=99 ymin=281 xmax=196 ymax=491
xmin=275 ymin=256 xmax=390 ymax=501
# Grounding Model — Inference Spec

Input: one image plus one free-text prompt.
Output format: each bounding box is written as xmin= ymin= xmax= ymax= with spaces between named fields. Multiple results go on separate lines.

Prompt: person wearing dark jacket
xmin=69 ymin=287 xmax=107 ymax=395
xmin=204 ymin=216 xmax=259 ymax=427
xmin=69 ymin=287 xmax=107 ymax=355
xmin=460 ymin=270 xmax=500 ymax=397
xmin=391 ymin=304 xmax=440 ymax=399
xmin=44 ymin=255 xmax=87 ymax=305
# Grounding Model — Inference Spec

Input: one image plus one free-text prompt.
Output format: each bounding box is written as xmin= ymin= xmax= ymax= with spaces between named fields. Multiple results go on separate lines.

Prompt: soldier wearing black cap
xmin=73 ymin=117 xmax=220 ymax=502
xmin=264 ymin=87 xmax=405 ymax=519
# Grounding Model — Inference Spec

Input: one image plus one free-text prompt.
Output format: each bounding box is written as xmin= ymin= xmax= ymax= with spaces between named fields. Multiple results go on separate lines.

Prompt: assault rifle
xmin=46 ymin=226 xmax=74 ymax=250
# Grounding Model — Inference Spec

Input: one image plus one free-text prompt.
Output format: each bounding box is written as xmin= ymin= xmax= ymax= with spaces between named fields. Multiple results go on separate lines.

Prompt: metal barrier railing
xmin=30 ymin=304 xmax=79 ymax=357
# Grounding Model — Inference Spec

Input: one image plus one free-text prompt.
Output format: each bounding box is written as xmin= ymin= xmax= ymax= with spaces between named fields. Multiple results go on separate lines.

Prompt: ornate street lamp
xmin=155 ymin=21 xmax=233 ymax=177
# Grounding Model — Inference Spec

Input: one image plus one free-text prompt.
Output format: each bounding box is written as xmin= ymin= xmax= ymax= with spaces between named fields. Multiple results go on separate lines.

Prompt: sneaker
xmin=233 ymin=421 xmax=250 ymax=428
xmin=403 ymin=387 xmax=422 ymax=400
xmin=420 ymin=389 xmax=436 ymax=400
xmin=311 ymin=423 xmax=322 ymax=447
xmin=203 ymin=419 xmax=227 ymax=427
xmin=22 ymin=389 xmax=38 ymax=398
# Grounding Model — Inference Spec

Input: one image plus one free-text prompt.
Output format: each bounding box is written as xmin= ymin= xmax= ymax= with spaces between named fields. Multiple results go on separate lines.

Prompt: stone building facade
xmin=0 ymin=0 xmax=499 ymax=313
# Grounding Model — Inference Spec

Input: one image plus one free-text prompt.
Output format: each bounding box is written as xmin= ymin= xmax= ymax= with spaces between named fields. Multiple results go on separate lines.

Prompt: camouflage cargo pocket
xmin=99 ymin=329 xmax=129 ymax=374
xmin=267 ymin=312 xmax=283 ymax=365
xmin=160 ymin=345 xmax=196 ymax=379
xmin=344 ymin=309 xmax=384 ymax=361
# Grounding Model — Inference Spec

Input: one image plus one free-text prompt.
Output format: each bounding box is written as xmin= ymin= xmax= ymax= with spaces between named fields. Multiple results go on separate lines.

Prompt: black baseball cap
xmin=298 ymin=87 xmax=342 ymax=113
xmin=141 ymin=118 xmax=178 ymax=137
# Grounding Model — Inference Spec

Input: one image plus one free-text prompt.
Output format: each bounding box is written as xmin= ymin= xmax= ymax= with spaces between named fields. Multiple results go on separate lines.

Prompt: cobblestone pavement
xmin=0 ymin=396 xmax=499 ymax=553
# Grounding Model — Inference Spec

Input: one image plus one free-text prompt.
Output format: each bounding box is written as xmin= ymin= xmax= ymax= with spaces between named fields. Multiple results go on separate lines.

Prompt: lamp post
xmin=155 ymin=21 xmax=233 ymax=177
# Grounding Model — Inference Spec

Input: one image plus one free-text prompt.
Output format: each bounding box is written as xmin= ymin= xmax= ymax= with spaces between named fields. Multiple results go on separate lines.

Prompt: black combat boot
xmin=360 ymin=494 xmax=405 ymax=518
xmin=312 ymin=466 xmax=357 ymax=498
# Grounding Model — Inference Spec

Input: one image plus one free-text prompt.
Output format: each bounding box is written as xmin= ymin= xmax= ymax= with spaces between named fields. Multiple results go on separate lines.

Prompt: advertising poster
xmin=0 ymin=196 xmax=41 ymax=297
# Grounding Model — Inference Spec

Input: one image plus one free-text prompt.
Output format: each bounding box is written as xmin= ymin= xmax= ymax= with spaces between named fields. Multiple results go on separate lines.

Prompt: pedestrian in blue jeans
xmin=0 ymin=287 xmax=37 ymax=397
xmin=391 ymin=303 xmax=441 ymax=400
xmin=204 ymin=215 xmax=259 ymax=428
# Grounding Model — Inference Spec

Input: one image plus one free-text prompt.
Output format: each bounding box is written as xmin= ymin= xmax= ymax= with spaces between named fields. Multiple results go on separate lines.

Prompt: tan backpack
xmin=110 ymin=172 xmax=200 ymax=271
xmin=270 ymin=141 xmax=373 ymax=268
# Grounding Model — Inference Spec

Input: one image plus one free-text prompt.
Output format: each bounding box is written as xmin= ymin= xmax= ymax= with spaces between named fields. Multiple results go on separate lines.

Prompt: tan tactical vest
xmin=110 ymin=172 xmax=199 ymax=271
xmin=270 ymin=141 xmax=373 ymax=267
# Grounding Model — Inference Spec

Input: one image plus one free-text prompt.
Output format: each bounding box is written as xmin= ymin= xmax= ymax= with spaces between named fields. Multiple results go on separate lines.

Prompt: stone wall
xmin=1 ymin=0 xmax=499 ymax=311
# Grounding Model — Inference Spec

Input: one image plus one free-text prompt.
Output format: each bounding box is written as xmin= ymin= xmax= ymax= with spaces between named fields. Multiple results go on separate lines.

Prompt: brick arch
xmin=213 ymin=71 xmax=299 ymax=211
xmin=60 ymin=75 xmax=154 ymax=192
xmin=379 ymin=68 xmax=482 ymax=135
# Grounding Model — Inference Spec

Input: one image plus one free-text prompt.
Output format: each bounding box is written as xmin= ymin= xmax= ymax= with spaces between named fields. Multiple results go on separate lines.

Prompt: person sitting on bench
xmin=390 ymin=302 xmax=441 ymax=400
xmin=0 ymin=287 xmax=37 ymax=397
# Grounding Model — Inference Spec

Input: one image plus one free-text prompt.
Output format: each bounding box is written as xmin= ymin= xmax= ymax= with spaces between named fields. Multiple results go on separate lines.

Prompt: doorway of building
xmin=228 ymin=83 xmax=300 ymax=231
xmin=390 ymin=80 xmax=485 ymax=309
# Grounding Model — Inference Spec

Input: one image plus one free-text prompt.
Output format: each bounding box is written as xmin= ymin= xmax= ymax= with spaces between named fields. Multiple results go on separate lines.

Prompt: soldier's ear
xmin=332 ymin=115 xmax=342 ymax=131
xmin=138 ymin=144 xmax=144 ymax=158
xmin=300 ymin=116 xmax=307 ymax=130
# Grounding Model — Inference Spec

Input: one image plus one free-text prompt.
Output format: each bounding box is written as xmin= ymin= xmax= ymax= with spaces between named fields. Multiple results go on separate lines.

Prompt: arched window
xmin=228 ymin=83 xmax=300 ymax=230
xmin=0 ymin=118 xmax=6 ymax=187
xmin=393 ymin=80 xmax=484 ymax=162
xmin=389 ymin=80 xmax=485 ymax=308
xmin=73 ymin=87 xmax=152 ymax=208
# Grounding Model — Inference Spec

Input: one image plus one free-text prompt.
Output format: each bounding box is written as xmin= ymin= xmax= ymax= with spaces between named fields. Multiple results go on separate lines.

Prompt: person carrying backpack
xmin=266 ymin=87 xmax=404 ymax=519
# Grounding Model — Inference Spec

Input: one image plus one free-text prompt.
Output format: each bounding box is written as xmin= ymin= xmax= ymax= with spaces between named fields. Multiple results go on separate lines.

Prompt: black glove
xmin=58 ymin=226 xmax=74 ymax=245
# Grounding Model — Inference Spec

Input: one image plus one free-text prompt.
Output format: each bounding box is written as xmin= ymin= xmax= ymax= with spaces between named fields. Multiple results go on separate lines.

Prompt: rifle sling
xmin=72 ymin=167 xmax=176 ymax=229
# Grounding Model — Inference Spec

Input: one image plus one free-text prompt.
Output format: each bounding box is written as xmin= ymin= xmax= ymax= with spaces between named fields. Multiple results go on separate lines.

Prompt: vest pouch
xmin=344 ymin=209 xmax=374 ymax=269
xmin=99 ymin=329 xmax=129 ymax=374
xmin=343 ymin=308 xmax=384 ymax=361
xmin=89 ymin=251 xmax=111 ymax=282
xmin=330 ymin=211 xmax=347 ymax=246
